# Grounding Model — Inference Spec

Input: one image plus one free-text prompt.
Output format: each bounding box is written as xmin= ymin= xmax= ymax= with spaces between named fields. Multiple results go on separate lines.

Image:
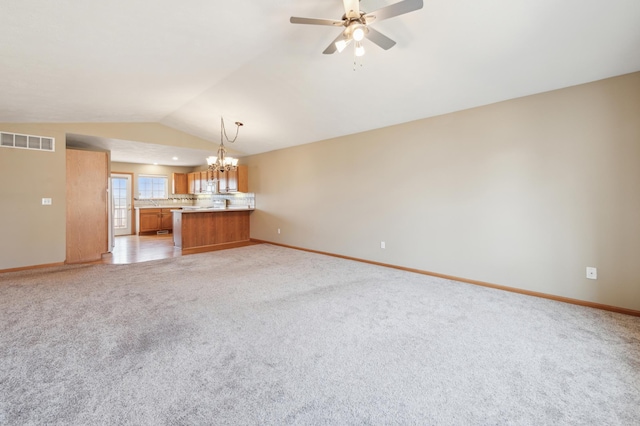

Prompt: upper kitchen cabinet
xmin=199 ymin=171 xmax=209 ymax=193
xmin=237 ymin=165 xmax=248 ymax=193
xmin=187 ymin=172 xmax=200 ymax=194
xmin=172 ymin=173 xmax=188 ymax=194
xmin=184 ymin=165 xmax=248 ymax=194
xmin=219 ymin=165 xmax=248 ymax=193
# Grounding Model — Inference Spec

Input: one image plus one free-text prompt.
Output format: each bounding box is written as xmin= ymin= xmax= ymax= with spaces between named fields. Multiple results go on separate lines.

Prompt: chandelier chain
xmin=221 ymin=117 xmax=241 ymax=145
xmin=208 ymin=116 xmax=242 ymax=175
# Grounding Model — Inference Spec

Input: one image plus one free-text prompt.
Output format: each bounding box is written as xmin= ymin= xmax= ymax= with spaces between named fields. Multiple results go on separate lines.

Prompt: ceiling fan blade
xmin=290 ymin=16 xmax=344 ymax=26
xmin=323 ymin=31 xmax=350 ymax=54
xmin=342 ymin=0 xmax=360 ymax=19
xmin=365 ymin=27 xmax=397 ymax=50
xmin=364 ymin=0 xmax=423 ymax=23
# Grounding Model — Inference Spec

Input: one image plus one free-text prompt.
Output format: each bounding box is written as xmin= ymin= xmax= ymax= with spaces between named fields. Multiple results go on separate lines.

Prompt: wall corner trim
xmin=0 ymin=262 xmax=66 ymax=274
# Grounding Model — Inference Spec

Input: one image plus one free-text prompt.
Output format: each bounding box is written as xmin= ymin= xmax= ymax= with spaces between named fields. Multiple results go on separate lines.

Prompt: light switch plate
xmin=586 ymin=267 xmax=597 ymax=280
xmin=42 ymin=198 xmax=52 ymax=205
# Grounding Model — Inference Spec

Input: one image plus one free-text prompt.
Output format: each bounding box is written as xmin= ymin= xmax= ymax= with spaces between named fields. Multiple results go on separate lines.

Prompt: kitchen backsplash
xmin=194 ymin=193 xmax=255 ymax=209
xmin=134 ymin=193 xmax=255 ymax=209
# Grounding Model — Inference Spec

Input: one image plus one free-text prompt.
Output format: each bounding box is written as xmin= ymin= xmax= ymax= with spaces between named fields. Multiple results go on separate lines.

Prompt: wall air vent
xmin=1 ymin=131 xmax=55 ymax=152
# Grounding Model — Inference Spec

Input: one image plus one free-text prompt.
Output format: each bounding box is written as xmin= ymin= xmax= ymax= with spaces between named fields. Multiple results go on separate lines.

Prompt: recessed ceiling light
xmin=153 ymin=162 xmax=158 ymax=165
xmin=172 ymin=156 xmax=178 ymax=160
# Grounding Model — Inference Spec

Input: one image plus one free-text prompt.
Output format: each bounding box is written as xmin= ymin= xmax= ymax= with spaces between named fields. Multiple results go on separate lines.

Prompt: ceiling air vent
xmin=0 ymin=131 xmax=55 ymax=152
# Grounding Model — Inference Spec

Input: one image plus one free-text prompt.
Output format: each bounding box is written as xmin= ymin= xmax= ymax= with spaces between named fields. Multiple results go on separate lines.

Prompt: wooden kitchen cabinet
xmin=186 ymin=165 xmax=248 ymax=194
xmin=187 ymin=172 xmax=200 ymax=194
xmin=173 ymin=209 xmax=251 ymax=254
xmin=199 ymin=171 xmax=209 ymax=193
xmin=172 ymin=173 xmax=188 ymax=194
xmin=237 ymin=165 xmax=248 ymax=193
xmin=187 ymin=171 xmax=211 ymax=194
xmin=139 ymin=208 xmax=174 ymax=235
xmin=139 ymin=208 xmax=161 ymax=233
xmin=218 ymin=165 xmax=248 ymax=193
xmin=207 ymin=169 xmax=219 ymax=192
xmin=161 ymin=209 xmax=173 ymax=230
xmin=219 ymin=169 xmax=237 ymax=193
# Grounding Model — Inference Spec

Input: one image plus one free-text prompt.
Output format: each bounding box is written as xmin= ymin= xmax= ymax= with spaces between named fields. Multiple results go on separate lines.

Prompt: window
xmin=138 ymin=175 xmax=168 ymax=199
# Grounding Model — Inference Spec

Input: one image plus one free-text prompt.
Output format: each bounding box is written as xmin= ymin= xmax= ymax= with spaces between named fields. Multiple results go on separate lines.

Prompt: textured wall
xmin=247 ymin=72 xmax=640 ymax=311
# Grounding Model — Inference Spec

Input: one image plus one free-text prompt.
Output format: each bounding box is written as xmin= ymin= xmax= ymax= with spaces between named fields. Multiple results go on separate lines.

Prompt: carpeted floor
xmin=1 ymin=244 xmax=639 ymax=425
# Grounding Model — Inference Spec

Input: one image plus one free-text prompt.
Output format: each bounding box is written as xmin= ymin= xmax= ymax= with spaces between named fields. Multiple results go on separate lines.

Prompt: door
xmin=111 ymin=173 xmax=133 ymax=236
xmin=66 ymin=149 xmax=108 ymax=263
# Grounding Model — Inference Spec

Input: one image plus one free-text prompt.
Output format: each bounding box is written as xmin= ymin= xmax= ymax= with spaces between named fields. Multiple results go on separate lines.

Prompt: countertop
xmin=135 ymin=205 xmax=188 ymax=209
xmin=135 ymin=206 xmax=254 ymax=213
xmin=174 ymin=207 xmax=255 ymax=213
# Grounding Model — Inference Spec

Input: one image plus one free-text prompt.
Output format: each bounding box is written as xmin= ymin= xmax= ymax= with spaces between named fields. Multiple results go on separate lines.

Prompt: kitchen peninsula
xmin=172 ymin=207 xmax=253 ymax=254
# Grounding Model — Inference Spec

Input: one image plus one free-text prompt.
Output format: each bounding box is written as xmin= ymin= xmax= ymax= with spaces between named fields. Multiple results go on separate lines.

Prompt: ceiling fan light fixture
xmin=352 ymin=24 xmax=366 ymax=41
xmin=355 ymin=41 xmax=365 ymax=57
xmin=290 ymin=0 xmax=424 ymax=56
xmin=335 ymin=38 xmax=351 ymax=53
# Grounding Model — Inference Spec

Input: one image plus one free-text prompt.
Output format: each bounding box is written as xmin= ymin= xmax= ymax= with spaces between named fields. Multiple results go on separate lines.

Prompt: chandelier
xmin=207 ymin=117 xmax=243 ymax=173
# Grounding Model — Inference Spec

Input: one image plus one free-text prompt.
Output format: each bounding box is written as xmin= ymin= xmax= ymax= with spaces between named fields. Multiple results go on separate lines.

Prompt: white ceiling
xmin=2 ymin=0 xmax=640 ymax=166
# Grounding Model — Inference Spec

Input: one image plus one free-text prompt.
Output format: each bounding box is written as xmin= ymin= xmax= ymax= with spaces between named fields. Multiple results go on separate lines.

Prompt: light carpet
xmin=1 ymin=244 xmax=639 ymax=425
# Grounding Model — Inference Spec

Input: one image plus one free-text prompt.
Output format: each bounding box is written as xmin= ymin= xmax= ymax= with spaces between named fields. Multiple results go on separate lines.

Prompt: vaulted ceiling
xmin=2 ymin=0 xmax=640 ymax=164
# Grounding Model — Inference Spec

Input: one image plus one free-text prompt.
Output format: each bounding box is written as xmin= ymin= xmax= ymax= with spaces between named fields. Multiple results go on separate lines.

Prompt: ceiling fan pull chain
xmin=353 ymin=48 xmax=363 ymax=71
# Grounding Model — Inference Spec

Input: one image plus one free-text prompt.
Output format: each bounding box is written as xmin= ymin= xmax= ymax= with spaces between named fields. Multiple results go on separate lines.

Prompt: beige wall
xmin=2 ymin=75 xmax=638 ymax=311
xmin=0 ymin=123 xmax=212 ymax=269
xmin=0 ymin=124 xmax=68 ymax=269
xmin=247 ymin=72 xmax=640 ymax=311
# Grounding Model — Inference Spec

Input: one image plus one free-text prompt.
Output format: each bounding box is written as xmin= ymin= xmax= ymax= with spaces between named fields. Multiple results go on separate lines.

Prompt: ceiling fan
xmin=290 ymin=0 xmax=423 ymax=57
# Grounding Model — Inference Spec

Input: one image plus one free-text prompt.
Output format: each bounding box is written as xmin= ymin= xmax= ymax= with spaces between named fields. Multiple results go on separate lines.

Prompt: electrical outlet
xmin=42 ymin=198 xmax=52 ymax=205
xmin=586 ymin=267 xmax=597 ymax=280
xmin=380 ymin=241 xmax=385 ymax=249
xmin=277 ymin=228 xmax=281 ymax=234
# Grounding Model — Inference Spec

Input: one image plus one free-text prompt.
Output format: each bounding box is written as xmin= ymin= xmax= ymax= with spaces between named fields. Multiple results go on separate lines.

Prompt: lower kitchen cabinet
xmin=161 ymin=209 xmax=173 ymax=230
xmin=138 ymin=208 xmax=174 ymax=235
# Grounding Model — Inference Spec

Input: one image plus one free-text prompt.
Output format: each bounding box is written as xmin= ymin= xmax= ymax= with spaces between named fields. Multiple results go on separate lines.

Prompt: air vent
xmin=0 ymin=131 xmax=55 ymax=152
